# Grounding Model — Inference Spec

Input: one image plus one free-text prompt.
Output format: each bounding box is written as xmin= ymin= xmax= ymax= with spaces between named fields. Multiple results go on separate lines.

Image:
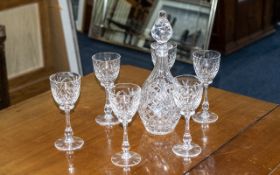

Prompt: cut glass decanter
xmin=138 ymin=10 xmax=180 ymax=135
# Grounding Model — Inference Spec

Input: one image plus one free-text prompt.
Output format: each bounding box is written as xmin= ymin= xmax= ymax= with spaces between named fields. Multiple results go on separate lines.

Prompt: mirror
xmin=82 ymin=0 xmax=218 ymax=63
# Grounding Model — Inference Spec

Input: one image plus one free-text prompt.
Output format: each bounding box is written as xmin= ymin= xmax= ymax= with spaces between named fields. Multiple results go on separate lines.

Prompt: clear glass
xmin=109 ymin=83 xmax=142 ymax=168
xmin=138 ymin=10 xmax=180 ymax=135
xmin=192 ymin=50 xmax=221 ymax=124
xmin=92 ymin=52 xmax=121 ymax=126
xmin=151 ymin=41 xmax=177 ymax=68
xmin=49 ymin=72 xmax=84 ymax=151
xmin=172 ymin=75 xmax=203 ymax=159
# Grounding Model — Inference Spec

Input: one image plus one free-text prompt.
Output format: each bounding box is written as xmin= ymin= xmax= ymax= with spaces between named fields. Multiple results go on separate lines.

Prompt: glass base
xmin=111 ymin=151 xmax=141 ymax=168
xmin=55 ymin=136 xmax=84 ymax=151
xmin=172 ymin=143 xmax=201 ymax=158
xmin=95 ymin=114 xmax=120 ymax=126
xmin=192 ymin=111 xmax=218 ymax=124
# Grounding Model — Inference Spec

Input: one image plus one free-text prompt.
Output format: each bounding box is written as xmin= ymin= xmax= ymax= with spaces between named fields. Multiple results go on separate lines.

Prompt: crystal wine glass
xmin=109 ymin=83 xmax=142 ymax=168
xmin=49 ymin=72 xmax=84 ymax=151
xmin=172 ymin=75 xmax=203 ymax=158
xmin=92 ymin=52 xmax=121 ymax=126
xmin=192 ymin=50 xmax=221 ymax=124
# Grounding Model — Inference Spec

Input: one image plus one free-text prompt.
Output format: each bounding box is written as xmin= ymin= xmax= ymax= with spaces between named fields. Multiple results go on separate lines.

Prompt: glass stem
xmin=202 ymin=83 xmax=209 ymax=114
xmin=64 ymin=107 xmax=74 ymax=143
xmin=183 ymin=112 xmax=192 ymax=148
xmin=104 ymin=84 xmax=113 ymax=120
xmin=121 ymin=122 xmax=131 ymax=160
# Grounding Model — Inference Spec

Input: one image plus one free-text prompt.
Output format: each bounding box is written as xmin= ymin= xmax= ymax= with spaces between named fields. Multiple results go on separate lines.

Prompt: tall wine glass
xmin=109 ymin=83 xmax=142 ymax=168
xmin=192 ymin=50 xmax=221 ymax=124
xmin=50 ymin=72 xmax=84 ymax=151
xmin=172 ymin=75 xmax=203 ymax=159
xmin=92 ymin=52 xmax=121 ymax=126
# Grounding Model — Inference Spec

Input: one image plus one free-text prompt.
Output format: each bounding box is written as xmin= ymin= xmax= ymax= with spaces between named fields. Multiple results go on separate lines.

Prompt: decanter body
xmin=138 ymin=11 xmax=180 ymax=135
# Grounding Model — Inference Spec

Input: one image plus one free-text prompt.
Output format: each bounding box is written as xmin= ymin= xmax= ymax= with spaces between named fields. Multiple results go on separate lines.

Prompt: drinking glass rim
xmin=192 ymin=50 xmax=221 ymax=60
xmin=175 ymin=74 xmax=202 ymax=87
xmin=92 ymin=52 xmax=121 ymax=62
xmin=49 ymin=72 xmax=81 ymax=84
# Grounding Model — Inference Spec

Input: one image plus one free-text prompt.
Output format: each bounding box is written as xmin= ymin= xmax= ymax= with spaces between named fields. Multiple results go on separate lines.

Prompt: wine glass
xmin=172 ymin=75 xmax=203 ymax=159
xmin=192 ymin=50 xmax=221 ymax=124
xmin=92 ymin=52 xmax=121 ymax=126
xmin=49 ymin=72 xmax=84 ymax=151
xmin=109 ymin=83 xmax=142 ymax=168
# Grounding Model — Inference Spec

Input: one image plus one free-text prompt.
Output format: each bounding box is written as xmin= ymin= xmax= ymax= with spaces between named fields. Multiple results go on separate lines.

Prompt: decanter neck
xmin=152 ymin=43 xmax=169 ymax=72
xmin=155 ymin=49 xmax=169 ymax=73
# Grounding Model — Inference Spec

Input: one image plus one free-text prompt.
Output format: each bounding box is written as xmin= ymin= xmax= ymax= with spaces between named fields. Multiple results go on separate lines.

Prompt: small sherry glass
xmin=172 ymin=75 xmax=203 ymax=158
xmin=92 ymin=52 xmax=121 ymax=126
xmin=49 ymin=72 xmax=84 ymax=151
xmin=109 ymin=83 xmax=142 ymax=168
xmin=192 ymin=50 xmax=221 ymax=124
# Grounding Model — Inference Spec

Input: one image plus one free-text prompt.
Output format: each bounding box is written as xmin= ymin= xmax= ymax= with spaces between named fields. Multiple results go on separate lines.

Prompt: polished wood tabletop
xmin=0 ymin=65 xmax=279 ymax=175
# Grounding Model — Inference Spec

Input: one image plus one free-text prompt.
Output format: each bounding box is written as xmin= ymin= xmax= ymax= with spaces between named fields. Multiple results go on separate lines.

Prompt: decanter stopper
xmin=151 ymin=10 xmax=173 ymax=44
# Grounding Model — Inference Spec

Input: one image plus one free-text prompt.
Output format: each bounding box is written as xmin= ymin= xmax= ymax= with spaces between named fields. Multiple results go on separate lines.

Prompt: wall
xmin=0 ymin=3 xmax=44 ymax=79
xmin=0 ymin=0 xmax=70 ymax=104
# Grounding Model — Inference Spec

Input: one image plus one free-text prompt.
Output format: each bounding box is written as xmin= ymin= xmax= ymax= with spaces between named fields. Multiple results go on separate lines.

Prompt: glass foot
xmin=55 ymin=136 xmax=84 ymax=151
xmin=192 ymin=111 xmax=218 ymax=124
xmin=172 ymin=143 xmax=201 ymax=158
xmin=95 ymin=114 xmax=120 ymax=126
xmin=111 ymin=151 xmax=141 ymax=168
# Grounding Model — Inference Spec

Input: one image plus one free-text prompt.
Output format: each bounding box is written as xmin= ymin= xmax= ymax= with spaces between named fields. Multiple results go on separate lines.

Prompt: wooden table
xmin=0 ymin=65 xmax=279 ymax=175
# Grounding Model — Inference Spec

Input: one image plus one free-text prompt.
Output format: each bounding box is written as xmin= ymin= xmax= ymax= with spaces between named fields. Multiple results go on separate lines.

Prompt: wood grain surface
xmin=189 ymin=106 xmax=280 ymax=175
xmin=0 ymin=65 xmax=277 ymax=175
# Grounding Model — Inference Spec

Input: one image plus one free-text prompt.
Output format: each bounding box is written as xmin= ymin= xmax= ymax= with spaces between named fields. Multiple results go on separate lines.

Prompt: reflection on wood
xmin=0 ymin=3 xmax=44 ymax=79
xmin=136 ymin=132 xmax=182 ymax=175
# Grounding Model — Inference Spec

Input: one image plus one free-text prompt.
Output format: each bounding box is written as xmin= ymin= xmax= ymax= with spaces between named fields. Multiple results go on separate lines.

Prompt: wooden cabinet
xmin=210 ymin=0 xmax=275 ymax=54
xmin=273 ymin=0 xmax=280 ymax=23
xmin=0 ymin=0 xmax=69 ymax=105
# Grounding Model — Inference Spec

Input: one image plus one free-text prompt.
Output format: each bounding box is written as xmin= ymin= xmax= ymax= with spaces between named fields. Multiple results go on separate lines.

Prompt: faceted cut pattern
xmin=139 ymin=74 xmax=180 ymax=135
xmin=50 ymin=72 xmax=80 ymax=109
xmin=93 ymin=56 xmax=120 ymax=85
xmin=193 ymin=50 xmax=220 ymax=84
xmin=151 ymin=10 xmax=173 ymax=44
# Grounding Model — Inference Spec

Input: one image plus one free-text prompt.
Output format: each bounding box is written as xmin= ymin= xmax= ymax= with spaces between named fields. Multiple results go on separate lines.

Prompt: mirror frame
xmin=60 ymin=0 xmax=83 ymax=75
